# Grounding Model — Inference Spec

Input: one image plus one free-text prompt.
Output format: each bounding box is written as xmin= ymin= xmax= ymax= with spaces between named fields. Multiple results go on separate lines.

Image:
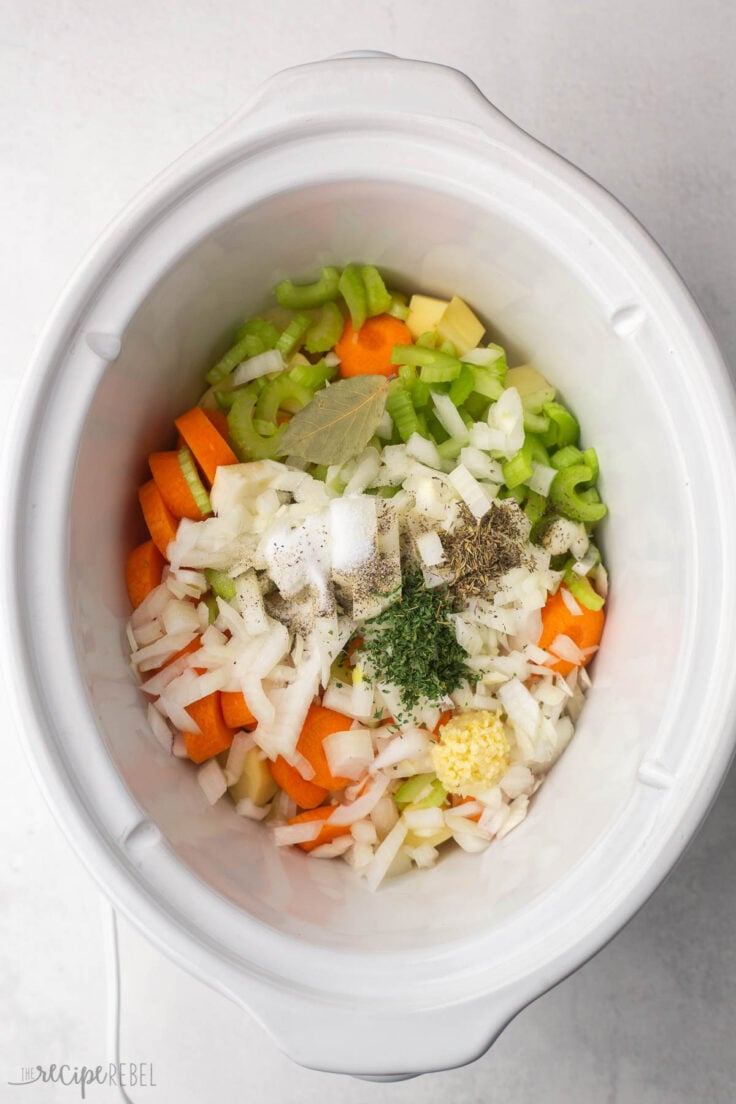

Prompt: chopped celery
xmin=288 ymin=357 xmax=338 ymax=389
xmin=542 ymin=401 xmax=580 ymax=448
xmin=524 ymin=489 xmax=547 ymax=526
xmin=256 ymin=376 xmax=313 ymax=424
xmin=462 ymin=393 xmax=490 ymax=420
xmin=390 ymin=345 xmax=462 ymax=376
xmin=449 ymin=364 xmax=475 ymax=406
xmin=233 ymin=318 xmax=279 ymax=348
xmin=551 ymin=445 xmax=583 ymax=470
xmin=526 ymin=434 xmax=551 ymax=466
xmin=549 ymin=465 xmax=607 ymax=523
xmin=563 ymin=562 xmax=605 ymax=610
xmin=398 ymin=364 xmax=417 ymax=384
xmin=394 ymin=773 xmax=443 ymax=808
xmin=374 ymin=484 xmax=401 ymax=498
xmin=502 ymin=441 xmax=534 ymax=489
xmin=339 ymin=264 xmax=368 ymax=330
xmin=439 ymin=339 xmax=457 ymax=358
xmin=204 ymin=567 xmax=237 ymax=601
xmin=415 ymin=411 xmax=430 ymax=438
xmin=204 ymin=593 xmax=219 ymax=624
xmin=579 ymin=487 xmax=601 ymax=504
xmin=471 ymin=365 xmax=504 ymax=401
xmin=206 ymin=334 xmax=260 ymax=386
xmin=387 ymin=291 xmax=410 ymax=321
xmin=412 ymin=381 xmax=431 ymax=409
xmin=228 ymin=389 xmax=285 ymax=460
xmin=523 ymin=409 xmax=550 ymax=434
xmin=419 ymin=360 xmax=462 ymax=383
xmin=386 ymin=385 xmax=420 ymax=441
xmin=275 ymin=314 xmax=312 ymax=358
xmin=360 ymin=265 xmax=392 ymax=316
xmin=274 ymin=266 xmax=340 ymax=310
xmin=309 ymin=463 xmax=329 ymax=482
xmin=416 ymin=331 xmax=438 ymax=349
xmin=581 ymin=447 xmax=600 ymax=483
xmin=177 ymin=446 xmax=212 ymax=515
xmin=304 ymin=301 xmax=344 ymax=354
xmin=253 ymin=419 xmax=278 ymax=437
xmin=436 ymin=437 xmax=463 ymax=459
xmin=486 ymin=343 xmax=508 ymax=374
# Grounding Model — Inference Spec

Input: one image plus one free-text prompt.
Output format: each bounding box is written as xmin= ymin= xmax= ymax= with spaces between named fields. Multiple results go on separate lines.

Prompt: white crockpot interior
xmin=68 ymin=179 xmax=692 ymax=952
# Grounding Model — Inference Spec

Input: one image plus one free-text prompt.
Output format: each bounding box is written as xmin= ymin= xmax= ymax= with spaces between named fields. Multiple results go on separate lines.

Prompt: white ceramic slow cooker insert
xmin=7 ymin=56 xmax=736 ymax=1078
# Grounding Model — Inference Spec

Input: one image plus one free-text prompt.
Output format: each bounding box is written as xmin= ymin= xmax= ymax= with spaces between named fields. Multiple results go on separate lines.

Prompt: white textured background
xmin=3 ymin=1 xmax=736 ymax=1101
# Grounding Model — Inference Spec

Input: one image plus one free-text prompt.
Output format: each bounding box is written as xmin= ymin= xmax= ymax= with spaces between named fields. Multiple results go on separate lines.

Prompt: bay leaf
xmin=278 ymin=375 xmax=389 ymax=465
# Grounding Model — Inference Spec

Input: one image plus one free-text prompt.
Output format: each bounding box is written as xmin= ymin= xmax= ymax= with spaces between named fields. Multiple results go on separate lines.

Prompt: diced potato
xmin=406 ymin=294 xmax=449 ymax=339
xmin=436 ymin=296 xmax=485 ymax=356
xmin=505 ymin=366 xmax=556 ymax=412
xmin=229 ymin=747 xmax=278 ymax=806
xmin=404 ymin=826 xmax=453 ymax=849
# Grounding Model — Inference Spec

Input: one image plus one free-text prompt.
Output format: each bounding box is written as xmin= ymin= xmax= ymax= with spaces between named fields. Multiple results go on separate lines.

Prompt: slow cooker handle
xmin=233 ymin=974 xmax=531 ymax=1079
xmin=194 ymin=54 xmax=524 ymax=156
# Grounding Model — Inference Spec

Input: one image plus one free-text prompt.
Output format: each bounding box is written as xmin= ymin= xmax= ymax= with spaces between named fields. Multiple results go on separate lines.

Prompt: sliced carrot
xmin=433 ymin=710 xmax=454 ymax=737
xmin=174 ymin=406 xmax=238 ymax=485
xmin=138 ymin=479 xmax=179 ymax=559
xmin=220 ymin=690 xmax=256 ymax=729
xmin=336 ymin=314 xmax=412 ymax=378
xmin=538 ymin=587 xmax=605 ymax=677
xmin=346 ymin=635 xmax=364 ymax=665
xmin=149 ymin=450 xmax=206 ymax=520
xmin=450 ymin=795 xmax=482 ymax=822
xmin=203 ymin=407 xmax=230 ymax=440
xmin=269 ymin=757 xmax=328 ymax=810
xmin=287 ymin=805 xmax=352 ymax=853
xmin=296 ymin=703 xmax=355 ymax=790
xmin=125 ymin=540 xmax=164 ymax=609
xmin=183 ymin=692 xmax=236 ymax=763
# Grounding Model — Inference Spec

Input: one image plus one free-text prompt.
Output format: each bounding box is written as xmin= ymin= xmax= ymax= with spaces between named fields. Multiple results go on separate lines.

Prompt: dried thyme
xmin=441 ymin=501 xmax=527 ymax=599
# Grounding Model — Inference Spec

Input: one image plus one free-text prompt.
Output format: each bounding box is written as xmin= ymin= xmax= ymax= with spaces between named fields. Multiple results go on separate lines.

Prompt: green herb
xmin=278 ymin=375 xmax=389 ymax=465
xmin=361 ymin=569 xmax=473 ymax=717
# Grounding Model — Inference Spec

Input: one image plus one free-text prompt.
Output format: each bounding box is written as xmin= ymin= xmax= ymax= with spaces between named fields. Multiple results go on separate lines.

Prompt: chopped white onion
xmin=448 ymin=464 xmax=491 ymax=519
xmin=323 ymin=728 xmax=375 ymax=781
xmin=415 ymin=529 xmax=445 ymax=567
xmin=549 ymin=634 xmax=585 ymax=664
xmin=370 ymin=728 xmax=431 ymax=773
xmin=273 ymin=821 xmax=323 ymax=847
xmin=327 ymin=773 xmax=390 ymax=826
xmin=235 ymin=798 xmax=271 ymax=821
xmin=431 ymin=391 xmax=470 ymax=444
xmin=527 ymin=462 xmax=557 ymax=497
xmin=405 ymin=433 xmax=443 ymax=469
xmin=197 ymin=759 xmax=227 ymax=805
xmin=402 ymin=807 xmax=445 ymax=830
xmin=560 ymin=588 xmax=584 ymax=617
xmin=351 ymin=819 xmax=378 ymax=845
xmin=224 ymin=730 xmax=256 ymax=785
xmin=147 ymin=703 xmax=174 ymax=753
xmin=310 ymin=836 xmax=355 ymax=859
xmin=364 ymin=816 xmax=409 ymax=891
xmin=231 ymin=348 xmax=284 ymax=386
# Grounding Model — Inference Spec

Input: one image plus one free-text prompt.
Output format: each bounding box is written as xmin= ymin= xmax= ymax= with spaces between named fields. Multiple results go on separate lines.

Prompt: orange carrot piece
xmin=203 ymin=408 xmax=230 ymax=440
xmin=149 ymin=450 xmax=206 ymax=520
xmin=183 ymin=692 xmax=236 ymax=763
xmin=220 ymin=690 xmax=256 ymax=729
xmin=538 ymin=587 xmax=605 ymax=677
xmin=174 ymin=406 xmax=237 ymax=485
xmin=433 ymin=709 xmax=454 ymax=737
xmin=296 ymin=703 xmax=355 ymax=790
xmin=149 ymin=636 xmax=205 ymax=678
xmin=125 ymin=540 xmax=164 ymax=609
xmin=138 ymin=479 xmax=179 ymax=559
xmin=269 ymin=757 xmax=328 ymax=810
xmin=336 ymin=314 xmax=413 ymax=378
xmin=287 ymin=805 xmax=352 ymax=853
xmin=450 ymin=795 xmax=482 ymax=822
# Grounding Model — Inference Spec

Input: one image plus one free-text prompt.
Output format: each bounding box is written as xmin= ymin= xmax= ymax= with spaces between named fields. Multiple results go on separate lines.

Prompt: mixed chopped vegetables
xmin=125 ymin=264 xmax=608 ymax=889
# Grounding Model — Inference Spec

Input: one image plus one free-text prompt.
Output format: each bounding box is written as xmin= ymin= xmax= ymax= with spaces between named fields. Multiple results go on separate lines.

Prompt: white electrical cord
xmin=100 ymin=897 xmax=137 ymax=1104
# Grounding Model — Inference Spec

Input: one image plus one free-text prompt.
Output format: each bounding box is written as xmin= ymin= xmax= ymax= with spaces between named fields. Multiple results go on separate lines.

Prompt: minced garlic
xmin=431 ymin=710 xmax=510 ymax=798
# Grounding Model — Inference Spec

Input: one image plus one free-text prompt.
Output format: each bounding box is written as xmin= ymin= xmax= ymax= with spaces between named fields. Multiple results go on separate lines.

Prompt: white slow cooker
xmin=7 ymin=55 xmax=736 ymax=1079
